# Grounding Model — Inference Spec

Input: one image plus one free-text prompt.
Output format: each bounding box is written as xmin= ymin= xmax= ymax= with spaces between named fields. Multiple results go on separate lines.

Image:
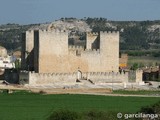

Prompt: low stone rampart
xmin=28 ymin=72 xmax=77 ymax=85
xmin=87 ymin=72 xmax=128 ymax=83
xmin=19 ymin=71 xmax=141 ymax=85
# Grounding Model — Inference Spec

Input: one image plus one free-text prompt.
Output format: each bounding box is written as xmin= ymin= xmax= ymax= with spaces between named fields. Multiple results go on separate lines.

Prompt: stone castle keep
xmin=22 ymin=30 xmax=119 ymax=73
xmin=20 ymin=29 xmax=143 ymax=86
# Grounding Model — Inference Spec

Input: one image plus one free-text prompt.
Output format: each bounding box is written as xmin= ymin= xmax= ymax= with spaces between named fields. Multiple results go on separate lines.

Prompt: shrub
xmin=140 ymin=101 xmax=160 ymax=114
xmin=84 ymin=110 xmax=118 ymax=120
xmin=48 ymin=110 xmax=120 ymax=120
xmin=47 ymin=109 xmax=80 ymax=120
xmin=39 ymin=90 xmax=46 ymax=94
xmin=139 ymin=101 xmax=160 ymax=120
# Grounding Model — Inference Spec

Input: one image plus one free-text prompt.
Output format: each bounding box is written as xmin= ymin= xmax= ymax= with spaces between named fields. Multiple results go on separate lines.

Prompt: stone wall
xmin=34 ymin=30 xmax=69 ymax=73
xmin=21 ymin=30 xmax=120 ymax=73
xmin=28 ymin=72 xmax=76 ymax=85
xmin=135 ymin=70 xmax=143 ymax=83
xmin=128 ymin=70 xmax=143 ymax=83
xmin=87 ymin=72 xmax=128 ymax=83
xmin=31 ymin=30 xmax=119 ymax=73
xmin=100 ymin=31 xmax=119 ymax=72
xmin=20 ymin=29 xmax=145 ymax=86
xmin=19 ymin=70 xmax=143 ymax=85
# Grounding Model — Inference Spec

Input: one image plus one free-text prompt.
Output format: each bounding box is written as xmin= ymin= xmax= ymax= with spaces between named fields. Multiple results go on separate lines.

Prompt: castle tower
xmin=86 ymin=32 xmax=99 ymax=49
xmin=100 ymin=31 xmax=119 ymax=72
xmin=34 ymin=30 xmax=68 ymax=73
xmin=21 ymin=30 xmax=34 ymax=70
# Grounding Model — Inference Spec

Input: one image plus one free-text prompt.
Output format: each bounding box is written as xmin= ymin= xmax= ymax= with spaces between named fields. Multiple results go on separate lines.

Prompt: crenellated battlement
xmin=19 ymin=70 xmax=143 ymax=85
xmin=136 ymin=69 xmax=143 ymax=73
xmin=24 ymin=71 xmax=129 ymax=85
xmin=100 ymin=31 xmax=119 ymax=35
xmin=86 ymin=31 xmax=119 ymax=36
xmin=26 ymin=30 xmax=34 ymax=33
xmin=68 ymin=46 xmax=100 ymax=56
xmin=86 ymin=71 xmax=127 ymax=76
xmin=86 ymin=71 xmax=129 ymax=83
xmin=82 ymin=49 xmax=100 ymax=55
xmin=38 ymin=29 xmax=68 ymax=34
xmin=68 ymin=45 xmax=84 ymax=50
xmin=29 ymin=72 xmax=77 ymax=77
xmin=100 ymin=31 xmax=119 ymax=33
xmin=27 ymin=71 xmax=128 ymax=79
xmin=87 ymin=32 xmax=99 ymax=36
xmin=84 ymin=49 xmax=100 ymax=52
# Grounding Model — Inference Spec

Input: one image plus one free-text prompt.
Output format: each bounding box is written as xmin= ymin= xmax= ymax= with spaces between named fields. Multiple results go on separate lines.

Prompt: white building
xmin=0 ymin=56 xmax=15 ymax=69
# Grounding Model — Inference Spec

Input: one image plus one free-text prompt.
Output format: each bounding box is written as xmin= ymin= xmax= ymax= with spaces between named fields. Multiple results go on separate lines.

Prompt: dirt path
xmin=0 ymin=84 xmax=160 ymax=97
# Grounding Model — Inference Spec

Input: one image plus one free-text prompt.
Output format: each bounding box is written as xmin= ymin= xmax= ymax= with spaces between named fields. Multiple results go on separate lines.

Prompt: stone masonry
xmin=20 ymin=29 xmax=143 ymax=86
xmin=22 ymin=30 xmax=119 ymax=73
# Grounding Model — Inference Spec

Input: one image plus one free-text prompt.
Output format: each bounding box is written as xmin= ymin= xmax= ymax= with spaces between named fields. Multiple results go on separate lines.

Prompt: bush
xmin=39 ymin=90 xmax=46 ymax=94
xmin=47 ymin=110 xmax=120 ymax=120
xmin=84 ymin=110 xmax=118 ymax=120
xmin=130 ymin=63 xmax=139 ymax=70
xmin=139 ymin=101 xmax=160 ymax=120
xmin=2 ymin=89 xmax=9 ymax=94
xmin=47 ymin=109 xmax=80 ymax=120
xmin=140 ymin=101 xmax=160 ymax=114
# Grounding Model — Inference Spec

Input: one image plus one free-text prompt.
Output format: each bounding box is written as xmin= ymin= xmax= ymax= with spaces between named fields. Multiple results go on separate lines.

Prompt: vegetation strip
xmin=0 ymin=91 xmax=159 ymax=120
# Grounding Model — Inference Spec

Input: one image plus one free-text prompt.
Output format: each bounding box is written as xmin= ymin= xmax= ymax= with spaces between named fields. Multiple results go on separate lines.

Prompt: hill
xmin=0 ymin=18 xmax=160 ymax=57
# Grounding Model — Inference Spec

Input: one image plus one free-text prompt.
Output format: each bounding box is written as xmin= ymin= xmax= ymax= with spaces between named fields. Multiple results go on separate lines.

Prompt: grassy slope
xmin=0 ymin=92 xmax=159 ymax=120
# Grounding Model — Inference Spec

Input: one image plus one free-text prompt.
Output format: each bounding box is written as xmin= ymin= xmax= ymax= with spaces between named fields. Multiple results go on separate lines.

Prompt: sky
xmin=0 ymin=0 xmax=160 ymax=25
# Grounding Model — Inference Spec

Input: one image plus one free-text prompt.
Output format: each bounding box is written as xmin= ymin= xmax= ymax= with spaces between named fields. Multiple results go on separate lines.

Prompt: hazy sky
xmin=0 ymin=0 xmax=160 ymax=24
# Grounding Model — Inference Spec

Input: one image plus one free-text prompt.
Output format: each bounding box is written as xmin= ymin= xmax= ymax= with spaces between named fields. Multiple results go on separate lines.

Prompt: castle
xmin=21 ymin=30 xmax=119 ymax=73
xmin=20 ymin=29 xmax=143 ymax=86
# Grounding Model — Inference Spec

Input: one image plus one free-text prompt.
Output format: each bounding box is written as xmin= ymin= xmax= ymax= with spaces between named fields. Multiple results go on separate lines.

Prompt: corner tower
xmin=21 ymin=30 xmax=34 ymax=70
xmin=86 ymin=32 xmax=100 ymax=49
xmin=100 ymin=31 xmax=119 ymax=72
xmin=34 ymin=30 xmax=68 ymax=73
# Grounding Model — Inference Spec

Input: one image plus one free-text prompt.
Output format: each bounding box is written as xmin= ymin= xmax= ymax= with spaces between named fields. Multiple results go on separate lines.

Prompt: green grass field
xmin=113 ymin=90 xmax=160 ymax=95
xmin=0 ymin=91 xmax=159 ymax=120
xmin=128 ymin=56 xmax=160 ymax=66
